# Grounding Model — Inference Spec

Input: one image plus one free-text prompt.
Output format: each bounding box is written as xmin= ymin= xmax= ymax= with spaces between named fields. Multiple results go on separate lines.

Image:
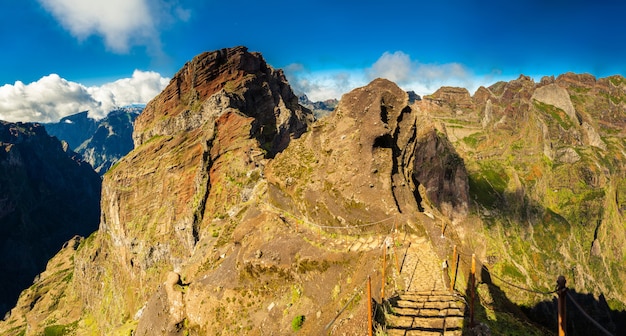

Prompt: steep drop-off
xmin=0 ymin=122 xmax=100 ymax=317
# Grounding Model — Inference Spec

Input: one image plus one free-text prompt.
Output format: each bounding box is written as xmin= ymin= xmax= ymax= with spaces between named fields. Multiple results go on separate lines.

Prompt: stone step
xmin=394 ymin=298 xmax=464 ymax=309
xmin=387 ymin=328 xmax=462 ymax=336
xmin=395 ymin=290 xmax=461 ymax=299
xmin=386 ymin=314 xmax=464 ymax=328
xmin=385 ymin=291 xmax=466 ymax=335
xmin=392 ymin=306 xmax=464 ymax=318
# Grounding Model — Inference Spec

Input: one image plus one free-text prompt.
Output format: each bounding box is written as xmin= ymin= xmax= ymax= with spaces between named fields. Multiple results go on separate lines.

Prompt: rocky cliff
xmin=421 ymin=72 xmax=626 ymax=333
xmin=1 ymin=48 xmax=625 ymax=336
xmin=0 ymin=122 xmax=100 ymax=317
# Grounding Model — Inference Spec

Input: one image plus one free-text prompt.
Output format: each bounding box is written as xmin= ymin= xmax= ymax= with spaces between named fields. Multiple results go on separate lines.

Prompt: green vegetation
xmin=468 ymin=161 xmax=509 ymax=208
xmin=533 ymin=100 xmax=573 ymax=129
xmin=291 ymin=315 xmax=305 ymax=332
xmin=608 ymin=75 xmax=626 ymax=87
xmin=290 ymin=284 xmax=302 ymax=304
xmin=600 ymin=91 xmax=624 ymax=105
xmin=43 ymin=321 xmax=78 ymax=336
xmin=462 ymin=132 xmax=485 ymax=148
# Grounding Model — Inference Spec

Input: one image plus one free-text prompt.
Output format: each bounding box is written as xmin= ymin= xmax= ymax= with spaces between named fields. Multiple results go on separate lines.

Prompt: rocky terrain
xmin=44 ymin=106 xmax=142 ymax=175
xmin=0 ymin=122 xmax=100 ymax=317
xmin=1 ymin=47 xmax=625 ymax=335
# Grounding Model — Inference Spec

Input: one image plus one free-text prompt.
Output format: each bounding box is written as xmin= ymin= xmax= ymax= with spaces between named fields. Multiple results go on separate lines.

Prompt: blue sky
xmin=1 ymin=0 xmax=626 ymax=122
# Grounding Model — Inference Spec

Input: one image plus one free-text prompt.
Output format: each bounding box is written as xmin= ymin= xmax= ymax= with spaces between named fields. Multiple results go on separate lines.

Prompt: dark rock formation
xmin=0 ymin=121 xmax=100 ymax=316
xmin=412 ymin=127 xmax=469 ymax=221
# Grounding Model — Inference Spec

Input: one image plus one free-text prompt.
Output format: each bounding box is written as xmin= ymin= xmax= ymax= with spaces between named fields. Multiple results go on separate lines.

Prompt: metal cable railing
xmin=566 ymin=291 xmax=615 ymax=336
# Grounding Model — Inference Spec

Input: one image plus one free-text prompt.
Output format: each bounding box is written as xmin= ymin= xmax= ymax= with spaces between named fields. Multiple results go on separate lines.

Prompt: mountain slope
xmin=420 ymin=73 xmax=626 ymax=333
xmin=0 ymin=121 xmax=100 ymax=317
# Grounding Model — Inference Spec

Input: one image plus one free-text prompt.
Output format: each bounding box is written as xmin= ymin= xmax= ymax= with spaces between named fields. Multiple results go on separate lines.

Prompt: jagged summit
xmin=268 ymin=78 xmax=468 ymax=230
xmin=134 ymin=46 xmax=312 ymax=155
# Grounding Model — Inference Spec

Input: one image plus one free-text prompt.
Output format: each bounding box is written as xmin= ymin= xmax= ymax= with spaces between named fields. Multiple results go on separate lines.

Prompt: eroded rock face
xmin=267 ymin=78 xmax=469 ymax=228
xmin=412 ymin=126 xmax=469 ymax=222
xmin=134 ymin=46 xmax=312 ymax=155
xmin=79 ymin=46 xmax=315 ymax=332
xmin=3 ymin=47 xmax=626 ymax=335
xmin=531 ymin=84 xmax=579 ymax=125
xmin=427 ymin=86 xmax=474 ymax=110
xmin=415 ymin=72 xmax=626 ymax=323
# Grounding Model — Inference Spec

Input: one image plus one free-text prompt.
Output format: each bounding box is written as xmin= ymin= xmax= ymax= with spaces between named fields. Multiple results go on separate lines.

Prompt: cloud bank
xmin=38 ymin=0 xmax=190 ymax=53
xmin=0 ymin=71 xmax=169 ymax=123
xmin=286 ymin=51 xmax=508 ymax=101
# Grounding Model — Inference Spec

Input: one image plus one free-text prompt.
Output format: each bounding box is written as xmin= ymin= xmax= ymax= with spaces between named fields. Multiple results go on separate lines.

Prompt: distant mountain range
xmin=44 ymin=106 xmax=142 ymax=175
xmin=297 ymin=94 xmax=338 ymax=118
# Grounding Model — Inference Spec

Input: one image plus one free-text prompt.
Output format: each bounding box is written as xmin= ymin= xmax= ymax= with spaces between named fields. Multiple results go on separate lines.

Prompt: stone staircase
xmin=385 ymin=290 xmax=465 ymax=335
xmin=383 ymin=235 xmax=466 ymax=335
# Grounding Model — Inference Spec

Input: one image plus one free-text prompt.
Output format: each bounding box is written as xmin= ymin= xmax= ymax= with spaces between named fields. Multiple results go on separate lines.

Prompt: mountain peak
xmin=133 ymin=46 xmax=312 ymax=155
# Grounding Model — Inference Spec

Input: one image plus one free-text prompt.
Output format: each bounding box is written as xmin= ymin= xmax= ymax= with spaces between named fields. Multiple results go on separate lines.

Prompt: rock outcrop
xmin=267 ymin=78 xmax=469 ymax=231
xmin=417 ymin=72 xmax=626 ymax=333
xmin=77 ymin=46 xmax=314 ymax=333
xmin=0 ymin=122 xmax=100 ymax=316
xmin=134 ymin=46 xmax=312 ymax=155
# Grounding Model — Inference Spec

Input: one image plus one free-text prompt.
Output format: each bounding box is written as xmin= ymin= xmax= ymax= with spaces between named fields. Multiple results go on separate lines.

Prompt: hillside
xmin=1 ymin=48 xmax=625 ymax=335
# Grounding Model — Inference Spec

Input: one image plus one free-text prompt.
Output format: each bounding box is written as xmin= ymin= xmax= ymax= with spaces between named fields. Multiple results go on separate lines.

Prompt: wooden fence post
xmin=392 ymin=232 xmax=400 ymax=274
xmin=450 ymin=245 xmax=458 ymax=291
xmin=470 ymin=253 xmax=476 ymax=327
xmin=557 ymin=275 xmax=567 ymax=336
xmin=367 ymin=276 xmax=373 ymax=336
xmin=381 ymin=245 xmax=386 ymax=300
xmin=441 ymin=220 xmax=445 ymax=238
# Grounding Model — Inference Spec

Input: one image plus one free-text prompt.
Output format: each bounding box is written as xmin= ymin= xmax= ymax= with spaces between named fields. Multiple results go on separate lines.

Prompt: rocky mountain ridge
xmin=44 ymin=106 xmax=142 ymax=175
xmin=1 ymin=47 xmax=625 ymax=335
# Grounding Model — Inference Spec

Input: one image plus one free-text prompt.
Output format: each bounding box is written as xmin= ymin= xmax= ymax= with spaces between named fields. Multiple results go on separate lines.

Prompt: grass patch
xmin=462 ymin=132 xmax=485 ymax=148
xmin=533 ymin=100 xmax=573 ymax=129
xmin=468 ymin=161 xmax=509 ymax=208
xmin=43 ymin=321 xmax=78 ymax=336
xmin=291 ymin=315 xmax=305 ymax=331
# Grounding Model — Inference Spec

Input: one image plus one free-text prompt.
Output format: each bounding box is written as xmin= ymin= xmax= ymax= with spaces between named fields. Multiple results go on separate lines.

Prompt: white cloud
xmin=0 ymin=71 xmax=169 ymax=123
xmin=284 ymin=64 xmax=366 ymax=102
xmin=367 ymin=51 xmax=415 ymax=85
xmin=38 ymin=0 xmax=189 ymax=53
xmin=285 ymin=51 xmax=511 ymax=101
xmin=367 ymin=51 xmax=498 ymax=95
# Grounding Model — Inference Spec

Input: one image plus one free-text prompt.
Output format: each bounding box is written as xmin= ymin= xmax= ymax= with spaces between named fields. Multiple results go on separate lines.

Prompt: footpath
xmin=385 ymin=236 xmax=466 ymax=336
